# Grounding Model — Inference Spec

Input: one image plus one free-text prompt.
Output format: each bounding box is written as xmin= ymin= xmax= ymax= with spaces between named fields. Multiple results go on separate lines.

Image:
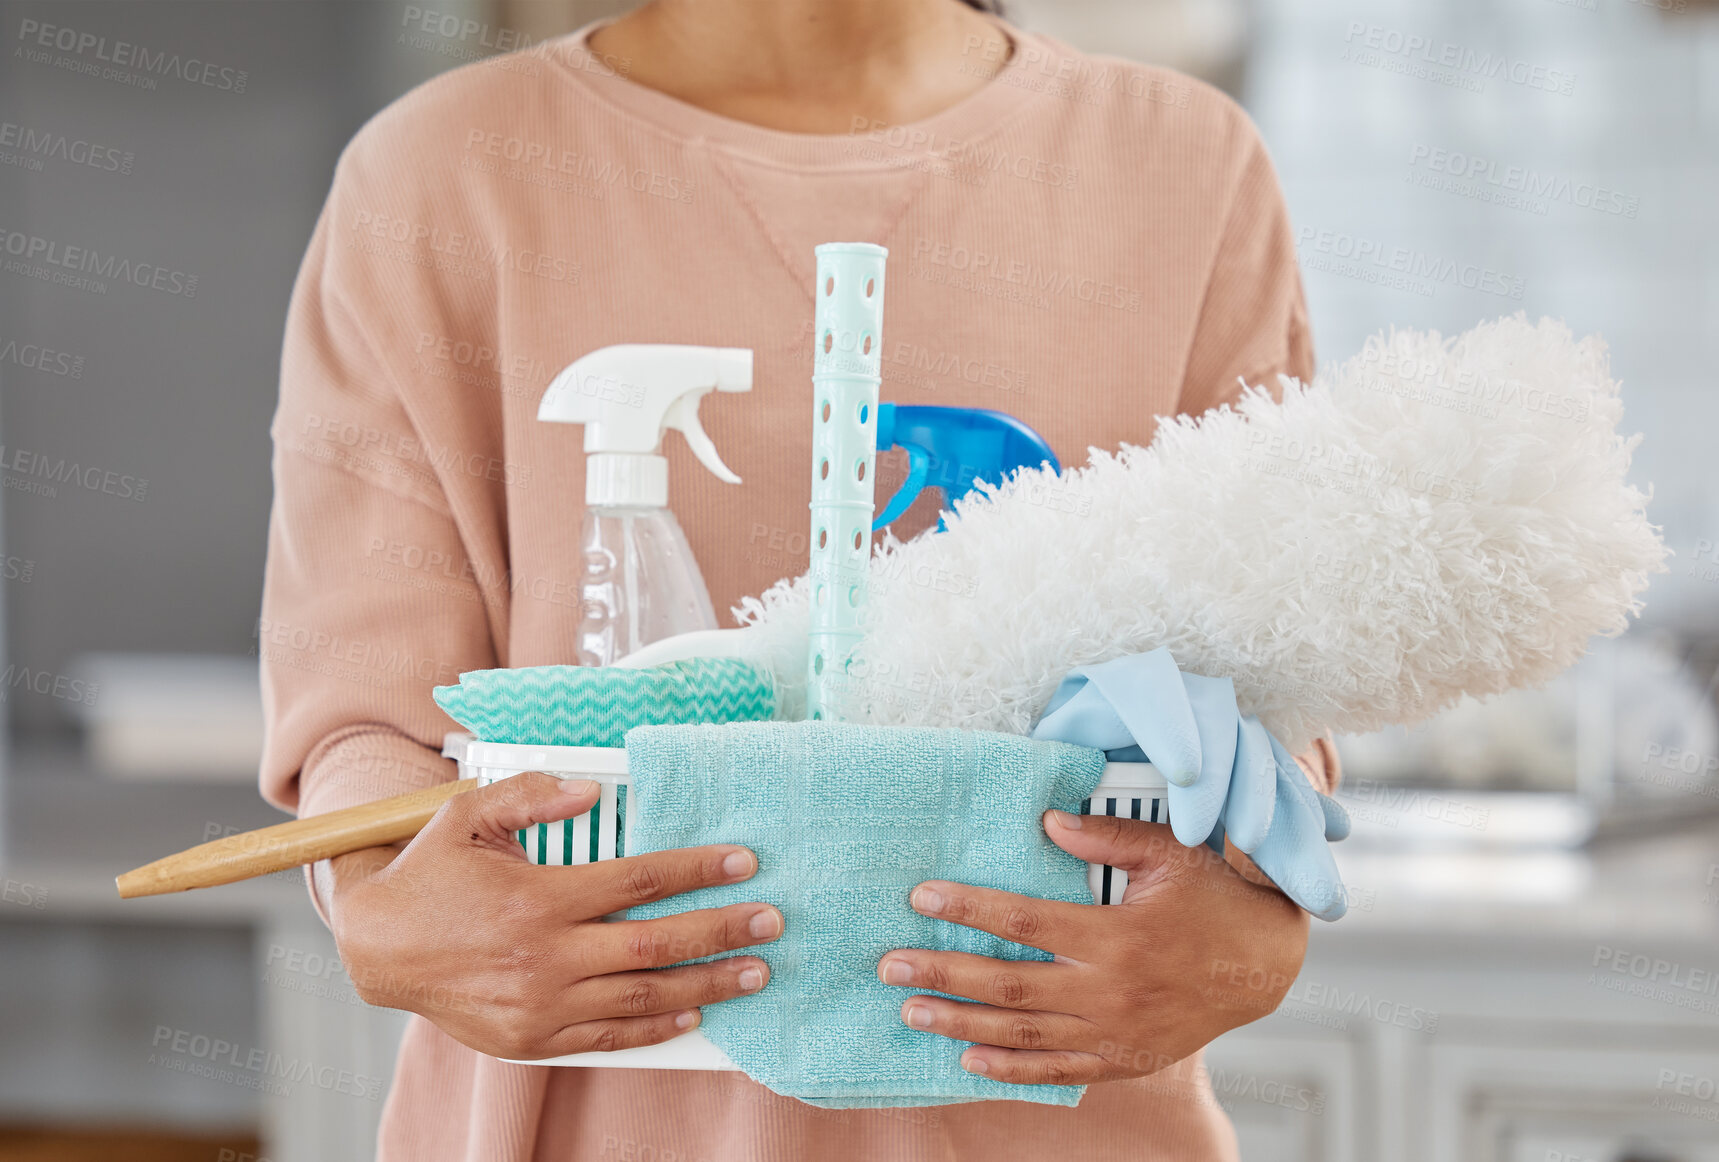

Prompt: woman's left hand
xmin=876 ymin=809 xmax=1308 ymax=1086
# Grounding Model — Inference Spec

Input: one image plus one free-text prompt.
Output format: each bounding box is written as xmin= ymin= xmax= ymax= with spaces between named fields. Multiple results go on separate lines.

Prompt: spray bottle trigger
xmin=664 ymin=392 xmax=742 ymax=485
xmin=872 ymin=442 xmax=932 ymax=530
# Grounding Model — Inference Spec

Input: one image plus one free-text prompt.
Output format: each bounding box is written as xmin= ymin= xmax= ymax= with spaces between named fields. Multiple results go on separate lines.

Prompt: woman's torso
xmin=309 ymin=22 xmax=1305 ymax=1159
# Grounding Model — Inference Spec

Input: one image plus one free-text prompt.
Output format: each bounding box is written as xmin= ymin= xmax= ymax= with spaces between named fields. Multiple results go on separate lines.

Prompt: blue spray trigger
xmin=874 ymin=440 xmax=932 ymax=528
xmin=872 ymin=403 xmax=1061 ymax=532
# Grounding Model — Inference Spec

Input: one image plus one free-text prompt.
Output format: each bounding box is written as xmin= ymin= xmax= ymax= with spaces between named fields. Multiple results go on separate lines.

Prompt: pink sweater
xmin=261 ymin=19 xmax=1334 ymax=1161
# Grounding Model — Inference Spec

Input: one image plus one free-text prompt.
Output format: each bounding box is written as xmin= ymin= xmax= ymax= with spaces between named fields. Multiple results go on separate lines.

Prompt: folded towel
xmin=433 ymin=658 xmax=775 ymax=746
xmin=624 ymin=721 xmax=1107 ymax=1108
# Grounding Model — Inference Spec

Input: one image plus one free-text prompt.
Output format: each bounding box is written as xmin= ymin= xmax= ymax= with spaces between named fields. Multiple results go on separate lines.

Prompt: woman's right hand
xmin=325 ymin=772 xmax=781 ymax=1060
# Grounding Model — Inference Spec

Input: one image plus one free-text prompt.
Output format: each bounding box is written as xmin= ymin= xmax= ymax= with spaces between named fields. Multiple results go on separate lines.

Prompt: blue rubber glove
xmin=1029 ymin=648 xmax=1350 ymax=921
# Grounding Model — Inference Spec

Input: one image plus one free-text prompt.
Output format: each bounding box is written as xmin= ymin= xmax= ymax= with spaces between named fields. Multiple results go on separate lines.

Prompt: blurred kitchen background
xmin=1 ymin=0 xmax=1715 ymax=1159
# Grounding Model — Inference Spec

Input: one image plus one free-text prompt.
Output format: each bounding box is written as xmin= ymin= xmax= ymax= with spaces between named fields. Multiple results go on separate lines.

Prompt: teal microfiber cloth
xmin=433 ymin=658 xmax=775 ymax=746
xmin=624 ymin=720 xmax=1108 ymax=1109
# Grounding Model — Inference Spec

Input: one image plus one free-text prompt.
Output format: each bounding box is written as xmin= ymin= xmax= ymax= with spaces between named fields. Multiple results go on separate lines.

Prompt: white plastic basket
xmin=441 ymin=731 xmax=1169 ymax=1069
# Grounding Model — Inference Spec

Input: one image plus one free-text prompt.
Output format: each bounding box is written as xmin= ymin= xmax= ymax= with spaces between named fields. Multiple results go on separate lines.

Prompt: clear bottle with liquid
xmin=537 ymin=344 xmax=753 ymax=667
xmin=578 ymin=504 xmax=719 ymax=667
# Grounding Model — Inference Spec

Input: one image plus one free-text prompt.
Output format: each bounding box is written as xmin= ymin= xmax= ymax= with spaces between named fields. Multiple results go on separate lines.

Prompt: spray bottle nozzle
xmin=873 ymin=404 xmax=1060 ymax=531
xmin=539 ymin=344 xmax=752 ymax=507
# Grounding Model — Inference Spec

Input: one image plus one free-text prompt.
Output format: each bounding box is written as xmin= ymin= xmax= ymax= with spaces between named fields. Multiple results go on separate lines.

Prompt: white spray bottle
xmin=539 ymin=344 xmax=752 ymax=667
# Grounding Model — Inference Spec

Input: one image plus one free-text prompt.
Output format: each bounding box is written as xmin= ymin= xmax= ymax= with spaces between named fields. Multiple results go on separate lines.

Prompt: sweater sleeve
xmin=258 ymin=149 xmax=498 ymax=831
xmin=1176 ymin=114 xmax=1313 ymax=418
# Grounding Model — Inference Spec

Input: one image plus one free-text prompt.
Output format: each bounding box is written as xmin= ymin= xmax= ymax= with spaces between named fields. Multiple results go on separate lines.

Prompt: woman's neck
xmin=587 ymin=0 xmax=1012 ymax=133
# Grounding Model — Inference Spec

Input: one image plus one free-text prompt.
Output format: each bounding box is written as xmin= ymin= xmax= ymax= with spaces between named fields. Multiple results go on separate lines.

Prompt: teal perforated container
xmin=807 ymin=242 xmax=887 ymax=722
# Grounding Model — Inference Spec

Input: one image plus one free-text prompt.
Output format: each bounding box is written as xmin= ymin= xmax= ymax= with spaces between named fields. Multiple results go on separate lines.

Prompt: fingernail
xmin=905 ymin=1005 xmax=933 ymax=1028
xmin=723 ymin=850 xmax=754 ymax=879
xmin=674 ymin=1010 xmax=699 ymax=1029
xmin=748 ymin=909 xmax=780 ymax=939
xmin=560 ymin=779 xmax=599 ymax=799
xmin=881 ymin=959 xmax=913 ymax=985
xmin=964 ymin=1055 xmax=989 ymax=1074
xmin=738 ymin=966 xmax=765 ymax=991
xmin=913 ymin=886 xmax=945 ymax=914
xmin=1048 ymin=809 xmax=1082 ymax=830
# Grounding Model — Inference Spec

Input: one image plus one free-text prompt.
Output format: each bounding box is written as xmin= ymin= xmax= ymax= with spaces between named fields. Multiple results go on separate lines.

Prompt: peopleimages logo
xmin=1343 ymin=778 xmax=1492 ymax=832
xmin=0 ymin=443 xmax=148 ymax=501
xmin=1282 ymin=978 xmax=1441 ymax=1033
xmin=148 ymin=1026 xmax=383 ymax=1100
xmin=1296 ymin=226 xmax=1526 ymax=301
xmin=1591 ymin=944 xmax=1719 ymax=1003
xmin=348 ymin=210 xmax=581 ymax=286
xmin=15 ymin=18 xmax=249 ymax=93
xmin=909 ymin=237 xmax=1143 ymax=312
xmin=462 ymin=131 xmax=696 ymax=204
xmin=0 ymin=226 xmax=198 ymax=298
xmin=0 ymin=664 xmax=98 ymax=707
xmin=1406 ymin=145 xmax=1639 ymax=218
xmin=253 ymin=616 xmax=464 ymax=687
xmin=0 ymin=335 xmax=83 ymax=378
xmin=1341 ymin=22 xmax=1576 ymax=95
xmin=0 ymin=120 xmax=134 ymax=175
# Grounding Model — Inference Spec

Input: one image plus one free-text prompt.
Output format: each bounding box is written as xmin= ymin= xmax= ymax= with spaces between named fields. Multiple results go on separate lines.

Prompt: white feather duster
xmin=734 ymin=315 xmax=1668 ymax=753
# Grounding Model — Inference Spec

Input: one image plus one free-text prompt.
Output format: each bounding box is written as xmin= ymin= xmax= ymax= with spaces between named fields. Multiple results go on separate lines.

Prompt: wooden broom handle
xmin=115 ymin=779 xmax=479 ymax=899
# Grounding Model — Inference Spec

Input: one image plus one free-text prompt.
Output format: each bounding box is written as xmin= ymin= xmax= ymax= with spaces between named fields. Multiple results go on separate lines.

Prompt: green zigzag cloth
xmin=434 ymin=657 xmax=777 ymax=747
